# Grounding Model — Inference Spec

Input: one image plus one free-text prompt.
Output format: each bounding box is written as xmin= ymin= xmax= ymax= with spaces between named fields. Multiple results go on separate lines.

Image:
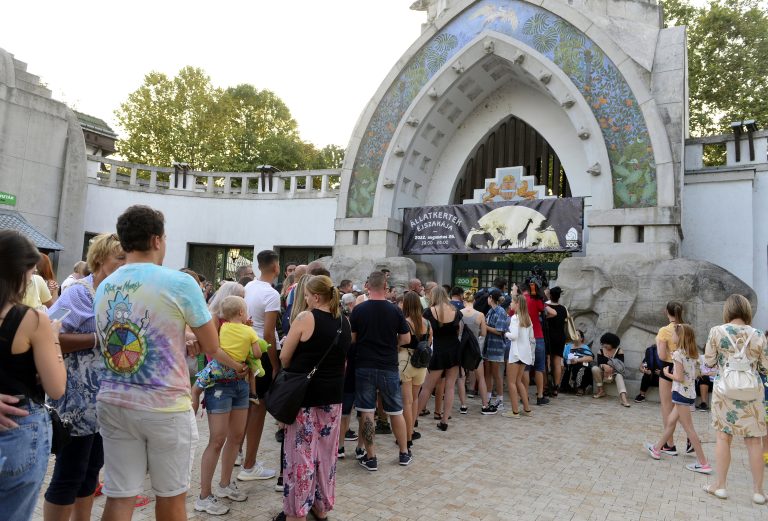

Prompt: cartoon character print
xmin=101 ymin=291 xmax=150 ymax=375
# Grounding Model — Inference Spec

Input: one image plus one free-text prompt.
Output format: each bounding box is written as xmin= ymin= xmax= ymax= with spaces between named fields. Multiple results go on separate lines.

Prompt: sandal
xmin=702 ymin=485 xmax=727 ymax=499
xmin=575 ymin=389 xmax=584 ymax=396
xmin=433 ymin=412 xmax=443 ymax=420
xmin=437 ymin=422 xmax=448 ymax=431
xmin=419 ymin=409 xmax=430 ymax=417
xmin=593 ymin=389 xmax=606 ymax=399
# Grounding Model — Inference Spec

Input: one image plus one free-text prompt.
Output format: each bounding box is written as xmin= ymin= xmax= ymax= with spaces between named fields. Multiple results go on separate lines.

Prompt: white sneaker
xmin=237 ymin=462 xmax=276 ymax=481
xmin=194 ymin=495 xmax=229 ymax=515
xmin=215 ymin=481 xmax=247 ymax=501
xmin=234 ymin=451 xmax=243 ymax=466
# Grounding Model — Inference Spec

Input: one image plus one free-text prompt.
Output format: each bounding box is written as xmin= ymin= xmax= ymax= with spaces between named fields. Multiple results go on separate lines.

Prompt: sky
xmin=2 ymin=0 xmax=425 ymax=148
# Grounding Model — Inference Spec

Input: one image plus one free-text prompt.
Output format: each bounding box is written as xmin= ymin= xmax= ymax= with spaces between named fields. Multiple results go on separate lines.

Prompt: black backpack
xmin=407 ymin=322 xmax=432 ymax=369
xmin=473 ymin=288 xmax=491 ymax=314
xmin=459 ymin=322 xmax=482 ymax=372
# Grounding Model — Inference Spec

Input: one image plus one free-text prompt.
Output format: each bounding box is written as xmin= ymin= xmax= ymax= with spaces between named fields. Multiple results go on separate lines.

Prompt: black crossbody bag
xmin=266 ymin=314 xmax=344 ymax=424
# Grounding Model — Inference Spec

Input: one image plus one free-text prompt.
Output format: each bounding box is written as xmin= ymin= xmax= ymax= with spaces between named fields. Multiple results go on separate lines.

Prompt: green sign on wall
xmin=0 ymin=192 xmax=16 ymax=206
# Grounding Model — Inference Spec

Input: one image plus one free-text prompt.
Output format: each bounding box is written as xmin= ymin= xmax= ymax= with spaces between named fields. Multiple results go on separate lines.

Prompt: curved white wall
xmin=84 ymin=183 xmax=337 ymax=270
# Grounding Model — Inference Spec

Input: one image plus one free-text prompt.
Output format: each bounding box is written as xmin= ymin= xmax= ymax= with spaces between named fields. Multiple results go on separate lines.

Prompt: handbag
xmin=716 ymin=326 xmax=761 ymax=401
xmin=45 ymin=403 xmax=73 ymax=454
xmin=265 ymin=314 xmax=344 ymax=424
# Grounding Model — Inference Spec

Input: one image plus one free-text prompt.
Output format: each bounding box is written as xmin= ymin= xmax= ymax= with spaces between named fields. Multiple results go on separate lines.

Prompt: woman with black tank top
xmin=399 ymin=291 xmax=431 ymax=449
xmin=417 ymin=286 xmax=462 ymax=432
xmin=278 ymin=275 xmax=351 ymax=521
xmin=0 ymin=230 xmax=66 ymax=521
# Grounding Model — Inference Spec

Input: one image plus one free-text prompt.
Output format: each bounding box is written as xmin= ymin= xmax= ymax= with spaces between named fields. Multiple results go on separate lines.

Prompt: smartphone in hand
xmin=49 ymin=308 xmax=71 ymax=322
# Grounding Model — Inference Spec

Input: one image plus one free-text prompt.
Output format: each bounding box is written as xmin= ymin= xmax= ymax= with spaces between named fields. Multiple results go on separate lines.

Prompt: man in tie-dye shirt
xmin=94 ymin=205 xmax=242 ymax=521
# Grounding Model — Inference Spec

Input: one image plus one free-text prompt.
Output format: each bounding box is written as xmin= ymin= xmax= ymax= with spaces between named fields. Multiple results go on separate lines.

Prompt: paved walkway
xmin=32 ymin=394 xmax=768 ymax=520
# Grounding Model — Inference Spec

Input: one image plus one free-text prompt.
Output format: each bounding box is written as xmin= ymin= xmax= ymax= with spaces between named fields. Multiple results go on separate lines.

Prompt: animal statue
xmin=517 ymin=180 xmax=538 ymax=199
xmin=482 ymin=182 xmax=501 ymax=203
xmin=516 ymin=218 xmax=534 ymax=247
xmin=556 ymin=256 xmax=758 ymax=355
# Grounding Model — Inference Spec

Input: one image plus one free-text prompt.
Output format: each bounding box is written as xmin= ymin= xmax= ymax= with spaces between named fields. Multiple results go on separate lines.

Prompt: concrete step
xmin=12 ymin=57 xmax=27 ymax=72
xmin=14 ymin=69 xmax=40 ymax=86
xmin=15 ymin=78 xmax=52 ymax=99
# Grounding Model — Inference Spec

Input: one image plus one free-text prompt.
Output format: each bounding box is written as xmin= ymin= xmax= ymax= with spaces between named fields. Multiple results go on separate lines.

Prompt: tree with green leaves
xmin=115 ymin=67 xmax=344 ymax=172
xmin=663 ymin=0 xmax=768 ymax=135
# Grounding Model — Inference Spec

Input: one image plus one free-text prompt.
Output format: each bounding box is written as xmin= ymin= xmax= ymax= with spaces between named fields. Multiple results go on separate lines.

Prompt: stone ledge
xmin=587 ymin=206 xmax=680 ymax=226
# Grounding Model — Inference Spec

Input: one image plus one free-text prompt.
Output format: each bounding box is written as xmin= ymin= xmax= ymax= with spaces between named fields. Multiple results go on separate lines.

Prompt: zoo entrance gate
xmin=451 ymin=260 xmax=560 ymax=292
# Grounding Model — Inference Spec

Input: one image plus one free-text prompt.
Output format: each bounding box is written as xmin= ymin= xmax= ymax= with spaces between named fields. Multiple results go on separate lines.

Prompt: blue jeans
xmin=355 ymin=368 xmax=403 ymax=415
xmin=0 ymin=405 xmax=51 ymax=521
xmin=533 ymin=338 xmax=546 ymax=372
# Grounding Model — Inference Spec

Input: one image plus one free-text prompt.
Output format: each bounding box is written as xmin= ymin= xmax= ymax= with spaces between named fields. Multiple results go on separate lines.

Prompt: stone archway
xmin=335 ymin=0 xmax=680 ymax=261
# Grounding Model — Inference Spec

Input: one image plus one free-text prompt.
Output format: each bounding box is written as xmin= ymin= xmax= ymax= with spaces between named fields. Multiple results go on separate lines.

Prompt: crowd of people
xmin=0 ymin=203 xmax=767 ymax=521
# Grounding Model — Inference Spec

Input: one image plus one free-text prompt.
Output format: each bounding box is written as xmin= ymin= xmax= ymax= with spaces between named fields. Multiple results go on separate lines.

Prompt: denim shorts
xmin=45 ymin=433 xmax=104 ymax=505
xmin=533 ymin=338 xmax=546 ymax=372
xmin=0 ymin=404 xmax=51 ymax=521
xmin=355 ymin=367 xmax=403 ymax=415
xmin=671 ymin=391 xmax=695 ymax=406
xmin=205 ymin=380 xmax=250 ymax=414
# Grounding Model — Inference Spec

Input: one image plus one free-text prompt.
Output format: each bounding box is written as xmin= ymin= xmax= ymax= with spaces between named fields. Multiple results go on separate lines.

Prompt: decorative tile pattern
xmin=346 ymin=0 xmax=657 ymax=218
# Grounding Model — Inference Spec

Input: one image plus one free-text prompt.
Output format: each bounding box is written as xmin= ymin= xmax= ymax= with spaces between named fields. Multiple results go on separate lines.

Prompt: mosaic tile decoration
xmin=345 ymin=0 xmax=657 ymax=218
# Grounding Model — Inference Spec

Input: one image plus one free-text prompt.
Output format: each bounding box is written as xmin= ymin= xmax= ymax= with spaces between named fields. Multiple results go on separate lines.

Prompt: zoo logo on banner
xmin=402 ymin=198 xmax=583 ymax=255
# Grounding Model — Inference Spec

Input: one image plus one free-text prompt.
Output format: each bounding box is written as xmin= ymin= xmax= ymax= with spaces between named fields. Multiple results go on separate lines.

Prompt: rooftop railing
xmin=86 ymin=155 xmax=341 ymax=198
xmin=685 ymin=129 xmax=768 ymax=172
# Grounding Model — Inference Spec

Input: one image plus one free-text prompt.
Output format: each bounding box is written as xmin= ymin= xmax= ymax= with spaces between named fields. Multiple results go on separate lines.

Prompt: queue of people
xmin=1 ymin=205 xmax=767 ymax=520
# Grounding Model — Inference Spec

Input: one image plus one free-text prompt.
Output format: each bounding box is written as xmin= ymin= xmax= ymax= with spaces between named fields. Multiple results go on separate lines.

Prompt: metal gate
xmin=451 ymin=260 xmax=560 ymax=291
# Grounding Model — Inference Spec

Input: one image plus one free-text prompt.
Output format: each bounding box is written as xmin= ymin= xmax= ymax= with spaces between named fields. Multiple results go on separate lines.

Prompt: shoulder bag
xmin=562 ymin=305 xmax=578 ymax=343
xmin=265 ymin=314 xmax=344 ymax=424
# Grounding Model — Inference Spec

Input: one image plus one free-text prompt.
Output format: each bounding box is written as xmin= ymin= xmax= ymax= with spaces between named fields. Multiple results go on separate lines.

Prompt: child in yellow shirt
xmin=193 ymin=296 xmax=267 ymax=413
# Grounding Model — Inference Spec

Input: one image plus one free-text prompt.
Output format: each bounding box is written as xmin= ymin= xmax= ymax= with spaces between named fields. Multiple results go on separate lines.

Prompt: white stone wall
xmin=84 ymin=183 xmax=337 ymax=271
xmin=682 ymin=169 xmax=768 ymax=328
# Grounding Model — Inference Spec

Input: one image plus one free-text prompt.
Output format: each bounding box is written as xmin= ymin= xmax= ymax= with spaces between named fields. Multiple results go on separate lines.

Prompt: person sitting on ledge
xmin=591 ymin=333 xmax=631 ymax=407
xmin=635 ymin=344 xmax=662 ymax=403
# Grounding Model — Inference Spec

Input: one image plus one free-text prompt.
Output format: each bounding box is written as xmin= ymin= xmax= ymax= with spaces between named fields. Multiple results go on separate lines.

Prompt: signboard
xmin=0 ymin=192 xmax=16 ymax=206
xmin=454 ymin=276 xmax=479 ymax=288
xmin=403 ymin=198 xmax=583 ymax=255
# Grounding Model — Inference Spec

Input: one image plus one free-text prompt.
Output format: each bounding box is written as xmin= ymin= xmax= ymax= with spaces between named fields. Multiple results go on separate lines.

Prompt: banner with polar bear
xmin=402 ymin=198 xmax=583 ymax=255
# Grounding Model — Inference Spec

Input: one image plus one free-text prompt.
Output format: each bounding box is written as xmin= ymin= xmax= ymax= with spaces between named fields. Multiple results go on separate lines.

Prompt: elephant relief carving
xmin=556 ymin=257 xmax=758 ymax=353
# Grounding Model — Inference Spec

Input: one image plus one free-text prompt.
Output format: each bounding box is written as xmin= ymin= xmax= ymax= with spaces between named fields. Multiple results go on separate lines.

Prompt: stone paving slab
xmin=32 ymin=394 xmax=768 ymax=520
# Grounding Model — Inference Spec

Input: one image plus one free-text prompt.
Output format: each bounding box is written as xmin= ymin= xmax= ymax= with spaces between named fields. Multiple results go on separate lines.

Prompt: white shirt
xmin=505 ymin=314 xmax=534 ymax=365
xmin=244 ymin=279 xmax=280 ymax=340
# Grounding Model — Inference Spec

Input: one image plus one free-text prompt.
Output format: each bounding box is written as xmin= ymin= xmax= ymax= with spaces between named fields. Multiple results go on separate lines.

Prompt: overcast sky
xmin=2 ymin=1 xmax=424 ymax=148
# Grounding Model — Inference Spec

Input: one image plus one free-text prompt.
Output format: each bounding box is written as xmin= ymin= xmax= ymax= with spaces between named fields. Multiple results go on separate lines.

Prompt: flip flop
xmin=134 ymin=495 xmax=151 ymax=508
xmin=702 ymin=485 xmax=727 ymax=499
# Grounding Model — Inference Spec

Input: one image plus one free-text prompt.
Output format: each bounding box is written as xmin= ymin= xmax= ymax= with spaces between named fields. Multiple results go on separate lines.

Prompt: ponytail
xmin=329 ymin=286 xmax=341 ymax=319
xmin=305 ymin=275 xmax=341 ymax=318
xmin=666 ymin=301 xmax=684 ymax=323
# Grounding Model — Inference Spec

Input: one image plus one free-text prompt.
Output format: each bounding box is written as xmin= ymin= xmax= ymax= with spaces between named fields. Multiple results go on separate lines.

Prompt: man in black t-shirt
xmin=350 ymin=271 xmax=411 ymax=470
